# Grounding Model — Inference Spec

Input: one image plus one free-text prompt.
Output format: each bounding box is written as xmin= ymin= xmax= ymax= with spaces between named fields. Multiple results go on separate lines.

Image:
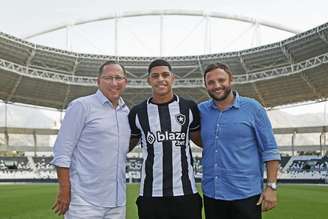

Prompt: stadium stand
xmin=0 ymin=156 xmax=31 ymax=171
xmin=1 ymin=155 xmax=327 ymax=183
xmin=277 ymin=155 xmax=328 ymax=183
xmin=33 ymin=156 xmax=54 ymax=171
xmin=280 ymin=156 xmax=292 ymax=169
xmin=285 ymin=156 xmax=328 ymax=173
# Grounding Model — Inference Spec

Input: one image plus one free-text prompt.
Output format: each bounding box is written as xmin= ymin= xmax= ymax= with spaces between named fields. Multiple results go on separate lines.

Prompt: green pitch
xmin=0 ymin=184 xmax=327 ymax=219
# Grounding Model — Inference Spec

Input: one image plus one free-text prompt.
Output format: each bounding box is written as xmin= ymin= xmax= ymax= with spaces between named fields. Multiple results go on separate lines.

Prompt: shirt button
xmin=215 ymin=136 xmax=218 ymax=139
xmin=215 ymin=150 xmax=218 ymax=153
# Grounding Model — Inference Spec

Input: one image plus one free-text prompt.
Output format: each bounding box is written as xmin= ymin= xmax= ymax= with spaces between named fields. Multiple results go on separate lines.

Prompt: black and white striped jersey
xmin=128 ymin=95 xmax=200 ymax=197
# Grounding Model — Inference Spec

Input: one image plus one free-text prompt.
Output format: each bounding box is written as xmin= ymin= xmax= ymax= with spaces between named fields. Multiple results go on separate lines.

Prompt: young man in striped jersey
xmin=128 ymin=59 xmax=203 ymax=219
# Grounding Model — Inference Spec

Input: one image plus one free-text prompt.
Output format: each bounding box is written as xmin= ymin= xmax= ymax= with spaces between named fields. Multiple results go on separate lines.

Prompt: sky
xmin=1 ymin=0 xmax=327 ymax=56
xmin=0 ymin=0 xmax=327 ymax=124
xmin=2 ymin=0 xmax=327 ymax=33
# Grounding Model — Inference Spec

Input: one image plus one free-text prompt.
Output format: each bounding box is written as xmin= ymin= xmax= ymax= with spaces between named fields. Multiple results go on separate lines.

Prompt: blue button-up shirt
xmin=198 ymin=92 xmax=280 ymax=200
xmin=51 ymin=89 xmax=130 ymax=207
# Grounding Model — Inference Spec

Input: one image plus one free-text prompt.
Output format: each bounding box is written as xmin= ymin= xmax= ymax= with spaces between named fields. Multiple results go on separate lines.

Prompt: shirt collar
xmin=95 ymin=89 xmax=126 ymax=108
xmin=232 ymin=91 xmax=240 ymax=109
xmin=147 ymin=94 xmax=178 ymax=105
xmin=210 ymin=91 xmax=240 ymax=110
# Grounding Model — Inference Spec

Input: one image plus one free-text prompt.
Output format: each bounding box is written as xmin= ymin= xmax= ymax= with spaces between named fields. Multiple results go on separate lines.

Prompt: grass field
xmin=0 ymin=184 xmax=327 ymax=219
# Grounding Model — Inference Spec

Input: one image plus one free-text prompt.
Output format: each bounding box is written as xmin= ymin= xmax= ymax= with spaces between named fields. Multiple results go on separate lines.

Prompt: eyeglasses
xmin=101 ymin=75 xmax=126 ymax=82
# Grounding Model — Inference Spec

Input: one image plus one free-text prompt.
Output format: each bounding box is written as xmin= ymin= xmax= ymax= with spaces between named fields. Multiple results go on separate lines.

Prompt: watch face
xmin=268 ymin=182 xmax=277 ymax=190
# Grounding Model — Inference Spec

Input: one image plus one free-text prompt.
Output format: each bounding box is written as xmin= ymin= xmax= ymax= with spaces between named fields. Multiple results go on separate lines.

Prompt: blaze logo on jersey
xmin=146 ymin=131 xmax=186 ymax=146
xmin=175 ymin=113 xmax=186 ymax=126
xmin=146 ymin=132 xmax=156 ymax=144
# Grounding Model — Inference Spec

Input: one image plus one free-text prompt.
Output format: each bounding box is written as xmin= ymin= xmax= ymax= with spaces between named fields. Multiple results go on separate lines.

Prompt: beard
xmin=208 ymin=86 xmax=232 ymax=102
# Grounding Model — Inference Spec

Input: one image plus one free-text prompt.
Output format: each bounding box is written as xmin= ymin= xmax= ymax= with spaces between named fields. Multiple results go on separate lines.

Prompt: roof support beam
xmin=23 ymin=9 xmax=301 ymax=40
xmin=318 ymin=32 xmax=328 ymax=44
xmin=251 ymin=83 xmax=266 ymax=107
xmin=280 ymin=42 xmax=294 ymax=64
xmin=197 ymin=56 xmax=204 ymax=75
xmin=3 ymin=22 xmax=328 ymax=64
xmin=25 ymin=45 xmax=36 ymax=66
xmin=1 ymin=52 xmax=328 ymax=88
xmin=71 ymin=56 xmax=79 ymax=74
xmin=238 ymin=52 xmax=249 ymax=78
xmin=125 ymin=70 xmax=141 ymax=79
xmin=62 ymin=85 xmax=71 ymax=109
xmin=317 ymin=27 xmax=328 ymax=45
xmin=181 ymin=67 xmax=200 ymax=78
xmin=6 ymin=75 xmax=23 ymax=102
xmin=300 ymin=73 xmax=322 ymax=99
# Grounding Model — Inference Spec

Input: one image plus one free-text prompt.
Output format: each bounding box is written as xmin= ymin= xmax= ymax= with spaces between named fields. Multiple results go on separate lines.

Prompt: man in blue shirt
xmin=51 ymin=61 xmax=130 ymax=219
xmin=198 ymin=63 xmax=280 ymax=219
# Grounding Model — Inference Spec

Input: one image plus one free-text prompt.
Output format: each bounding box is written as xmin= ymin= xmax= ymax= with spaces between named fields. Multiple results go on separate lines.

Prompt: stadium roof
xmin=0 ymin=22 xmax=328 ymax=109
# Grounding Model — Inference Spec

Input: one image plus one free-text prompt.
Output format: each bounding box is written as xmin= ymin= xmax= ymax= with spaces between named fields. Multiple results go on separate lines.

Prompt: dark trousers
xmin=203 ymin=194 xmax=261 ymax=219
xmin=136 ymin=193 xmax=203 ymax=219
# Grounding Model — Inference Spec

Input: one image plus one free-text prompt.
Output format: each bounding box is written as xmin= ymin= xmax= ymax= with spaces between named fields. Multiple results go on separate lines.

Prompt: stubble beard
xmin=208 ymin=87 xmax=232 ymax=102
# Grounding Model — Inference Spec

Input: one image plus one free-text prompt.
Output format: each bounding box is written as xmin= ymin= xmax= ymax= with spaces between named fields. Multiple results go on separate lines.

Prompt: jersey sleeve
xmin=128 ymin=106 xmax=142 ymax=138
xmin=189 ymin=100 xmax=201 ymax=132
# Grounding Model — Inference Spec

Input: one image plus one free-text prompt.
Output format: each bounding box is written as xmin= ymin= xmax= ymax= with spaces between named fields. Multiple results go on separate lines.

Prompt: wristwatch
xmin=266 ymin=182 xmax=278 ymax=191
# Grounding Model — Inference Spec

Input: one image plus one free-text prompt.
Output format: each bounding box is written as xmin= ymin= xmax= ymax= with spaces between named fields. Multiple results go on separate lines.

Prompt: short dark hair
xmin=203 ymin=62 xmax=233 ymax=83
xmin=98 ymin=60 xmax=126 ymax=77
xmin=148 ymin=59 xmax=172 ymax=74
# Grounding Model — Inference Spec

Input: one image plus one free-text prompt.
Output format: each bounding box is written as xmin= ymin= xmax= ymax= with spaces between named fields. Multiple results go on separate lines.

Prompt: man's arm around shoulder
xmin=191 ymin=130 xmax=202 ymax=148
xmin=129 ymin=137 xmax=140 ymax=152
